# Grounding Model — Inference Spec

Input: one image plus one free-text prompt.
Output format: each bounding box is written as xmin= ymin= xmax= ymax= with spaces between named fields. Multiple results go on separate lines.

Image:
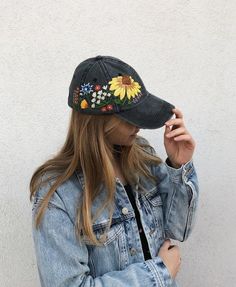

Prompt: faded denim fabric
xmin=32 ymin=157 xmax=199 ymax=287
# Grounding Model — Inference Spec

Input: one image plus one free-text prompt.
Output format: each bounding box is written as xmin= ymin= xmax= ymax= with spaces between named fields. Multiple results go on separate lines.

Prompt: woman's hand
xmin=158 ymin=239 xmax=181 ymax=279
xmin=164 ymin=108 xmax=196 ymax=168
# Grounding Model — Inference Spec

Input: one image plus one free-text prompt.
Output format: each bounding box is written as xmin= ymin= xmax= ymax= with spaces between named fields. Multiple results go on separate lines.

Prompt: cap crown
xmin=68 ymin=55 xmax=148 ymax=114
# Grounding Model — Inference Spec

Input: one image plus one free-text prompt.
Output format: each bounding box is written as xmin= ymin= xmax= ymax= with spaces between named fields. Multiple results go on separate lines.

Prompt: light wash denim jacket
xmin=32 ymin=146 xmax=199 ymax=287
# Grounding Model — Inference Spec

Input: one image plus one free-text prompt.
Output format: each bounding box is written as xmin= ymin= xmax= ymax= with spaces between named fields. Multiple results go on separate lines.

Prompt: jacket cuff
xmin=165 ymin=158 xmax=195 ymax=184
xmin=145 ymin=256 xmax=173 ymax=286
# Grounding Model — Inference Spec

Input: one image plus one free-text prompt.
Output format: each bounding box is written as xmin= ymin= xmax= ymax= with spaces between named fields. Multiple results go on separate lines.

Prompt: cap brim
xmin=115 ymin=92 xmax=175 ymax=129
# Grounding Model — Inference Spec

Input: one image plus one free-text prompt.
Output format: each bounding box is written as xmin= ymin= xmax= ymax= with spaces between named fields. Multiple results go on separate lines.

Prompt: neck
xmin=111 ymin=145 xmax=127 ymax=185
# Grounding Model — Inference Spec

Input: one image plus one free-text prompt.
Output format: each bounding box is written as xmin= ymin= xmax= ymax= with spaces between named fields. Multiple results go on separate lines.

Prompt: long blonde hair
xmin=29 ymin=110 xmax=163 ymax=245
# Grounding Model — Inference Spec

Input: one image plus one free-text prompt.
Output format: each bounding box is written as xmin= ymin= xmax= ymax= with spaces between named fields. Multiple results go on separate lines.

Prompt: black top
xmin=124 ymin=183 xmax=151 ymax=260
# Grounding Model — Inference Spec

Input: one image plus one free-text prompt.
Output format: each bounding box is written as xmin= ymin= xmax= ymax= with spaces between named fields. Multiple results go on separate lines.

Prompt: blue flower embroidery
xmin=81 ymin=83 xmax=93 ymax=94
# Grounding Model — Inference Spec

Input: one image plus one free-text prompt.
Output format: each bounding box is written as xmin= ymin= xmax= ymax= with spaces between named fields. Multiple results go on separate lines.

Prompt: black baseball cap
xmin=68 ymin=55 xmax=175 ymax=129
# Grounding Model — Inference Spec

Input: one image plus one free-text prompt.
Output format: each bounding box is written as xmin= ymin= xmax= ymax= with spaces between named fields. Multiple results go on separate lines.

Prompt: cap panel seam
xmin=80 ymin=61 xmax=98 ymax=84
xmin=98 ymin=60 xmax=111 ymax=82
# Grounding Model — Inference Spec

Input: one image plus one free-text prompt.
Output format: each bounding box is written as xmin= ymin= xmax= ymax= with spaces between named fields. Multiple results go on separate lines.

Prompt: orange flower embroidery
xmin=81 ymin=99 xmax=88 ymax=109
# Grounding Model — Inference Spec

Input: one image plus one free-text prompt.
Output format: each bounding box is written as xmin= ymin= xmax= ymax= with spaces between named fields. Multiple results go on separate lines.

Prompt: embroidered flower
xmin=81 ymin=99 xmax=88 ymax=109
xmin=106 ymin=104 xmax=113 ymax=111
xmin=100 ymin=104 xmax=113 ymax=112
xmin=94 ymin=85 xmax=101 ymax=91
xmin=81 ymin=83 xmax=93 ymax=94
xmin=77 ymin=75 xmax=142 ymax=112
xmin=109 ymin=75 xmax=141 ymax=100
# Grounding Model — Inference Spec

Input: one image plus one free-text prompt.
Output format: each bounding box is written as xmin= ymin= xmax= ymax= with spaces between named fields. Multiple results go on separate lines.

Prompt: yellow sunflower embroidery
xmin=109 ymin=75 xmax=141 ymax=100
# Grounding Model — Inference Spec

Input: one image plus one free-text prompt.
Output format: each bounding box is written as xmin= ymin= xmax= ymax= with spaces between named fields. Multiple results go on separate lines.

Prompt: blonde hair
xmin=29 ymin=110 xmax=163 ymax=245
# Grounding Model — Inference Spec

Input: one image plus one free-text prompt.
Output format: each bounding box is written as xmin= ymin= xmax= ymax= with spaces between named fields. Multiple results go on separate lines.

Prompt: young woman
xmin=30 ymin=55 xmax=199 ymax=287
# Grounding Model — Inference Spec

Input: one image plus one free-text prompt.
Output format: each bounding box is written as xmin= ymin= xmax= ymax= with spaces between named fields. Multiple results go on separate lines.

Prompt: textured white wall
xmin=1 ymin=1 xmax=235 ymax=286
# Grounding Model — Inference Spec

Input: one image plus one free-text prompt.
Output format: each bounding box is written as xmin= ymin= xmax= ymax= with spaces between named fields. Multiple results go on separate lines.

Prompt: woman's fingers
xmin=172 ymin=134 xmax=192 ymax=141
xmin=172 ymin=108 xmax=183 ymax=119
xmin=165 ymin=118 xmax=184 ymax=127
xmin=165 ymin=108 xmax=185 ymax=130
xmin=165 ymin=127 xmax=187 ymax=138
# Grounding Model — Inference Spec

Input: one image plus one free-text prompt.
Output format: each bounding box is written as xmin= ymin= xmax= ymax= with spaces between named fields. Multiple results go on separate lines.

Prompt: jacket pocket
xmin=82 ymin=221 xmax=124 ymax=246
xmin=145 ymin=188 xmax=163 ymax=207
xmin=83 ymin=220 xmax=128 ymax=276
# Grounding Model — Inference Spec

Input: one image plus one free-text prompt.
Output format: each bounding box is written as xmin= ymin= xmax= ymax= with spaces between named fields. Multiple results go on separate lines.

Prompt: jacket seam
xmin=146 ymin=260 xmax=165 ymax=287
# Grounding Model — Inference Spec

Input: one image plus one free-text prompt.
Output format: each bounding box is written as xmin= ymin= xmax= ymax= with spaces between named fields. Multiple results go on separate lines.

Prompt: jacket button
xmin=130 ymin=247 xmax=137 ymax=256
xmin=121 ymin=207 xmax=129 ymax=215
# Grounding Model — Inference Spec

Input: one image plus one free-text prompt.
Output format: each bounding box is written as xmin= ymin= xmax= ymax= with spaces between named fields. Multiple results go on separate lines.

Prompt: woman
xmin=30 ymin=55 xmax=199 ymax=287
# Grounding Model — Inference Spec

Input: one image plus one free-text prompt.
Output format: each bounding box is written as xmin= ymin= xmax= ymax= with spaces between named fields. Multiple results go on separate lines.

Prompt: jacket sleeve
xmin=32 ymin=190 xmax=173 ymax=287
xmin=152 ymin=158 xmax=199 ymax=241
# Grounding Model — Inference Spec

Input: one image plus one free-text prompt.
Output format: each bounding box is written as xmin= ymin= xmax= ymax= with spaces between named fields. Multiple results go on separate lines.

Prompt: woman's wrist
xmin=166 ymin=157 xmax=182 ymax=169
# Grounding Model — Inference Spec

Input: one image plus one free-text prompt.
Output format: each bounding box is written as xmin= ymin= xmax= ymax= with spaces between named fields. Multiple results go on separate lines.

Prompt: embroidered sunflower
xmin=109 ymin=75 xmax=141 ymax=100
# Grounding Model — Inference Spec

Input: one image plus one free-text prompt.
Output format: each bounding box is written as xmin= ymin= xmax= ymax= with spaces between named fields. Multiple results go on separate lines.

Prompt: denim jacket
xmin=32 ymin=151 xmax=199 ymax=287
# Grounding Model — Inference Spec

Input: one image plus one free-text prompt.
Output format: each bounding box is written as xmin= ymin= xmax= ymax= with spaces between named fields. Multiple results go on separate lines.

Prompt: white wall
xmin=1 ymin=1 xmax=235 ymax=286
